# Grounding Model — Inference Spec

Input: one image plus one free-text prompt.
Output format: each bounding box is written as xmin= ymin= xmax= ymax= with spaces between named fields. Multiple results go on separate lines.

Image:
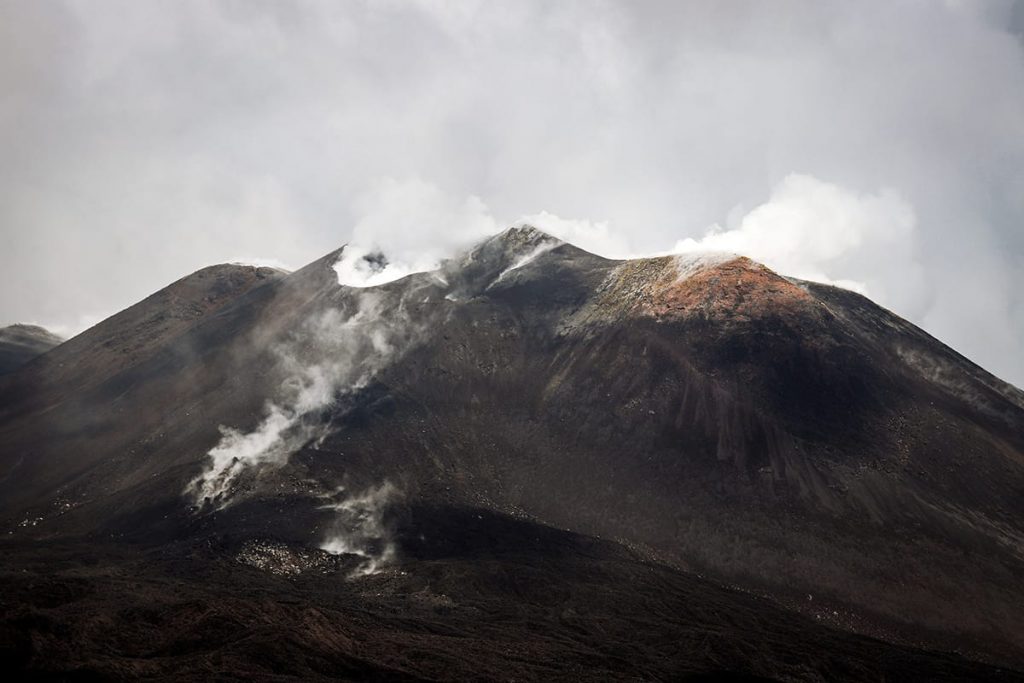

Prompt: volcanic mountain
xmin=1 ymin=227 xmax=1023 ymax=680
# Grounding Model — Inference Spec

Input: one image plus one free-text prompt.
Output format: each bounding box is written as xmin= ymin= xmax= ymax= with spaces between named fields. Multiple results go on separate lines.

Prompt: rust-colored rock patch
xmin=644 ymin=256 xmax=817 ymax=322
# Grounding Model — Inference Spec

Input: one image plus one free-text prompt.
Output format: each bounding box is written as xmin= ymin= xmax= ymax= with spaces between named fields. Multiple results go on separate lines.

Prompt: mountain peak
xmin=0 ymin=263 xmax=286 ymax=413
xmin=473 ymin=224 xmax=563 ymax=261
xmin=498 ymin=223 xmax=558 ymax=243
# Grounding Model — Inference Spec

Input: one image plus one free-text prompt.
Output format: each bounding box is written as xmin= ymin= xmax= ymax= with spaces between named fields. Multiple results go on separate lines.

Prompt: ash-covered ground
xmin=3 ymin=506 xmax=1020 ymax=681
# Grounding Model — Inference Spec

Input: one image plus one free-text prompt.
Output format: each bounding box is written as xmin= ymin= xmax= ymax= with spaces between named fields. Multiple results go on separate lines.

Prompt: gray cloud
xmin=1 ymin=0 xmax=1023 ymax=385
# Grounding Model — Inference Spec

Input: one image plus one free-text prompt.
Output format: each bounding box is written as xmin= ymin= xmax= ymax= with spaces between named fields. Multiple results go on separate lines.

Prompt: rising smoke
xmin=673 ymin=174 xmax=925 ymax=313
xmin=488 ymin=232 xmax=562 ymax=288
xmin=319 ymin=482 xmax=399 ymax=577
xmin=186 ymin=288 xmax=419 ymax=509
xmin=183 ymin=252 xmax=454 ymax=576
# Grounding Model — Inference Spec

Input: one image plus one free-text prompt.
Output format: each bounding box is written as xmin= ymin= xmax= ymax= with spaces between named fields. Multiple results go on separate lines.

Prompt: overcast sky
xmin=2 ymin=0 xmax=1023 ymax=386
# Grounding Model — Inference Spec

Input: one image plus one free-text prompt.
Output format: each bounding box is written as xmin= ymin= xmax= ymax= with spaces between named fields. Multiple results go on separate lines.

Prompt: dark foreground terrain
xmin=2 ymin=506 xmax=1020 ymax=681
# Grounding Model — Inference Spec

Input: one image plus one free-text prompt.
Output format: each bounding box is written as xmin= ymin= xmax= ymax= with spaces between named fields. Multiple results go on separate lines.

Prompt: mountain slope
xmin=0 ymin=263 xmax=286 ymax=512
xmin=0 ymin=263 xmax=285 ymax=417
xmin=1 ymin=227 xmax=1023 ymax=676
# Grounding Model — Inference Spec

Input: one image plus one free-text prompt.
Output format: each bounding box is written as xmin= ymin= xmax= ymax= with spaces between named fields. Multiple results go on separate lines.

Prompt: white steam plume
xmin=514 ymin=212 xmax=634 ymax=259
xmin=333 ymin=178 xmax=498 ymax=287
xmin=319 ymin=482 xmax=399 ymax=577
xmin=489 ymin=233 xmax=563 ymax=288
xmin=187 ymin=291 xmax=415 ymax=508
xmin=673 ymin=174 xmax=928 ymax=315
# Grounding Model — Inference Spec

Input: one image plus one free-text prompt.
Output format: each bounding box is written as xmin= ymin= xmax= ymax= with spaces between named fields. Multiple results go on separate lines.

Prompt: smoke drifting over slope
xmin=319 ymin=482 xmax=399 ymax=577
xmin=188 ymin=288 xmax=418 ymax=508
xmin=674 ymin=174 xmax=925 ymax=311
xmin=332 ymin=178 xmax=499 ymax=288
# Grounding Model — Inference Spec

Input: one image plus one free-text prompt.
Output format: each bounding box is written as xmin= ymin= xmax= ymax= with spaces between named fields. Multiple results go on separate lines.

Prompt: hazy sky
xmin=2 ymin=0 xmax=1023 ymax=386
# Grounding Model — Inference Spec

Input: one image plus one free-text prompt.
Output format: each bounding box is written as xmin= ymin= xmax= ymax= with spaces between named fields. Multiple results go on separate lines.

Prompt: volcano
xmin=1 ymin=227 xmax=1023 ymax=681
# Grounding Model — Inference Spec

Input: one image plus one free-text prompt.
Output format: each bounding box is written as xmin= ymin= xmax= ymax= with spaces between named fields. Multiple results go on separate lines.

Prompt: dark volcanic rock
xmin=1 ymin=227 xmax=1023 ymax=679
xmin=1 ymin=507 xmax=1020 ymax=681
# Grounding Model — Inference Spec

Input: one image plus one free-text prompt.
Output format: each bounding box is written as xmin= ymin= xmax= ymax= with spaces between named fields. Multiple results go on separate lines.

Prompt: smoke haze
xmin=188 ymin=289 xmax=419 ymax=507
xmin=319 ymin=482 xmax=399 ymax=577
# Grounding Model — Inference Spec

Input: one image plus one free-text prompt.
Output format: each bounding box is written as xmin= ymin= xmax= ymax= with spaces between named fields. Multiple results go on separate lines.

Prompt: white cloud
xmin=334 ymin=178 xmax=498 ymax=286
xmin=515 ymin=211 xmax=634 ymax=259
xmin=674 ymin=174 xmax=928 ymax=315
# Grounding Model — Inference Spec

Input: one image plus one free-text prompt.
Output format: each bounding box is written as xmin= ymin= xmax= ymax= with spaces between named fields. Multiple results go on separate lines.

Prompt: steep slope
xmin=0 ymin=263 xmax=286 ymax=416
xmin=0 ymin=263 xmax=286 ymax=510
xmin=1 ymin=227 xmax=1023 ymax=674
xmin=0 ymin=324 xmax=63 ymax=375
